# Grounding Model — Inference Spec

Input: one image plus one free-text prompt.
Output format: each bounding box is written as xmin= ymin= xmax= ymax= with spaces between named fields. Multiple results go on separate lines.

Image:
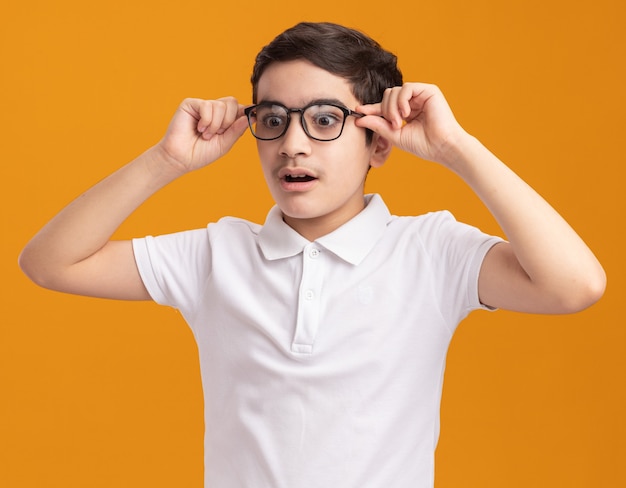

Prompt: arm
xmin=19 ymin=97 xmax=249 ymax=300
xmin=356 ymin=83 xmax=606 ymax=313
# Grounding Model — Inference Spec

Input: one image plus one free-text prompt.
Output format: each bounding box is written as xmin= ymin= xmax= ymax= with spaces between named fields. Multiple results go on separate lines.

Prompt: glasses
xmin=244 ymin=101 xmax=364 ymax=142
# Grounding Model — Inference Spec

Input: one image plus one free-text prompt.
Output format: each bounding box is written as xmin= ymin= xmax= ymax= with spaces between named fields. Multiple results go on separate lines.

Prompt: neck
xmin=281 ymin=197 xmax=367 ymax=241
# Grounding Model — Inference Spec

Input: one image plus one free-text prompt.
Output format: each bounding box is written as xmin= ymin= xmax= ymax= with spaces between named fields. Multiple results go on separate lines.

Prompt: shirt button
xmin=304 ymin=290 xmax=315 ymax=300
xmin=309 ymin=248 xmax=320 ymax=259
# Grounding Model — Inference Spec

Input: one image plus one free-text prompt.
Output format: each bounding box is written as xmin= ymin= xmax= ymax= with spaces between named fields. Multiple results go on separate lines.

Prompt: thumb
xmin=221 ymin=115 xmax=250 ymax=147
xmin=356 ymin=114 xmax=395 ymax=140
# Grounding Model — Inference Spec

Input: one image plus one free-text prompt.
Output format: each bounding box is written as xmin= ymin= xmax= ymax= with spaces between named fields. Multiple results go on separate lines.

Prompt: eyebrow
xmin=258 ymin=98 xmax=351 ymax=109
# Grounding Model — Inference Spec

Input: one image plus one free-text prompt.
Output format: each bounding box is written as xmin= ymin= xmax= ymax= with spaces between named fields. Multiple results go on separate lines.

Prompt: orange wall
xmin=2 ymin=1 xmax=624 ymax=487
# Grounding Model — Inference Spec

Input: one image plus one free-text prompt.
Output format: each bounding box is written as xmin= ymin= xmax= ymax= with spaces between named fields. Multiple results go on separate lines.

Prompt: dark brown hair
xmin=251 ymin=22 xmax=403 ymax=105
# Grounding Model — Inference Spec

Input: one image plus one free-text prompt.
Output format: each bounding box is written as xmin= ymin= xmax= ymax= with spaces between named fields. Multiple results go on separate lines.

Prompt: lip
xmin=277 ymin=167 xmax=319 ymax=192
xmin=277 ymin=166 xmax=317 ymax=178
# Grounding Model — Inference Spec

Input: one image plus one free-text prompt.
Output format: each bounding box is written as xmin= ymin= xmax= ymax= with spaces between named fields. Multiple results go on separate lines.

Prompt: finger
xmin=381 ymin=87 xmax=403 ymax=129
xmin=202 ymin=114 xmax=248 ymax=155
xmin=222 ymin=115 xmax=250 ymax=145
xmin=356 ymin=102 xmax=383 ymax=116
xmin=193 ymin=100 xmax=215 ymax=135
xmin=238 ymin=104 xmax=250 ymax=118
xmin=398 ymin=84 xmax=418 ymax=119
xmin=402 ymin=83 xmax=441 ymax=116
xmin=355 ymin=114 xmax=396 ymax=141
xmin=218 ymin=97 xmax=244 ymax=132
xmin=178 ymin=98 xmax=205 ymax=129
xmin=206 ymin=97 xmax=248 ymax=140
xmin=205 ymin=101 xmax=228 ymax=137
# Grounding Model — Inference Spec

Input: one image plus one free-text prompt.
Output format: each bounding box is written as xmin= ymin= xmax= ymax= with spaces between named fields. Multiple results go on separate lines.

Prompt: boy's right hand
xmin=19 ymin=96 xmax=250 ymax=301
xmin=155 ymin=97 xmax=249 ymax=174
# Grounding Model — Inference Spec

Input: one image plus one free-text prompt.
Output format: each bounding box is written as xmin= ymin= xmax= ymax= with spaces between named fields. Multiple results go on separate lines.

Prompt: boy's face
xmin=255 ymin=59 xmax=388 ymax=240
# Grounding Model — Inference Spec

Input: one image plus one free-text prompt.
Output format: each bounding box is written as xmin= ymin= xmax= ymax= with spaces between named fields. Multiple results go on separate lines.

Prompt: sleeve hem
xmin=132 ymin=237 xmax=168 ymax=305
xmin=470 ymin=237 xmax=505 ymax=312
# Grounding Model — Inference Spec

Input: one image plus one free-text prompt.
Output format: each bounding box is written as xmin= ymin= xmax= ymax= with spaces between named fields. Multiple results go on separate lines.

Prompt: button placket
xmin=292 ymin=245 xmax=324 ymax=354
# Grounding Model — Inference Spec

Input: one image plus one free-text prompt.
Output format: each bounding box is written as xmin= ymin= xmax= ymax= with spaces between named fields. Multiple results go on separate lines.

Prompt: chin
xmin=278 ymin=204 xmax=323 ymax=221
xmin=273 ymin=191 xmax=316 ymax=213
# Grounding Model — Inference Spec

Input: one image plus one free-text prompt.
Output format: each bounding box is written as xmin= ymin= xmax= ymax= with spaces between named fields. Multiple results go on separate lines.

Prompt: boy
xmin=19 ymin=22 xmax=605 ymax=488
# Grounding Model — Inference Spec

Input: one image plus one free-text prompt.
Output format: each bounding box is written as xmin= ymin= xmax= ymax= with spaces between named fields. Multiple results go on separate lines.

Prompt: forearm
xmin=19 ymin=145 xmax=182 ymax=285
xmin=445 ymin=133 xmax=606 ymax=310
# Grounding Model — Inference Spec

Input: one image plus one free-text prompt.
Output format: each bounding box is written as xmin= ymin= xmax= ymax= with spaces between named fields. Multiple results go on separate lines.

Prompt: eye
xmin=313 ymin=114 xmax=338 ymax=127
xmin=262 ymin=114 xmax=287 ymax=129
xmin=306 ymin=105 xmax=344 ymax=130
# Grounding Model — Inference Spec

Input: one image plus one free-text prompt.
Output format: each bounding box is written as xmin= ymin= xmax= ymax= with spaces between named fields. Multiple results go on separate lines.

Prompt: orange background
xmin=1 ymin=1 xmax=624 ymax=486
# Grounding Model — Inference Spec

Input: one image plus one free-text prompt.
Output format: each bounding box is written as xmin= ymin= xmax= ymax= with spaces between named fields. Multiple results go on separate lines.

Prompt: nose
xmin=278 ymin=113 xmax=312 ymax=158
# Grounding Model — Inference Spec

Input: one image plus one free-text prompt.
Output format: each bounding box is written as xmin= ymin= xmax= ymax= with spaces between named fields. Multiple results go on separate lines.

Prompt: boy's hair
xmin=251 ymin=22 xmax=403 ymax=106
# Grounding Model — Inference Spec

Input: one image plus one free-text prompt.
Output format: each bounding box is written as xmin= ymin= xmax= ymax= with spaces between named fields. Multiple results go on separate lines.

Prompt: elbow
xmin=556 ymin=266 xmax=607 ymax=314
xmin=581 ymin=266 xmax=607 ymax=309
xmin=18 ymin=246 xmax=55 ymax=290
xmin=18 ymin=247 xmax=41 ymax=286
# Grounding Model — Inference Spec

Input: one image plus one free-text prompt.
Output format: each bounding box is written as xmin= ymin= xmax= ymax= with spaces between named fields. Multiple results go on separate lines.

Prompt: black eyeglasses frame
xmin=244 ymin=101 xmax=364 ymax=142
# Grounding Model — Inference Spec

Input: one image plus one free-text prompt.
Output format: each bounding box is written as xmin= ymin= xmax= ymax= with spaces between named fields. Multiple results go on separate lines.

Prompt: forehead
xmin=256 ymin=59 xmax=357 ymax=107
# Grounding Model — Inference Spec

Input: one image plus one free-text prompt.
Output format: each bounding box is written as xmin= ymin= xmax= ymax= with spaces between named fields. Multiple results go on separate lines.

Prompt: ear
xmin=369 ymin=133 xmax=392 ymax=168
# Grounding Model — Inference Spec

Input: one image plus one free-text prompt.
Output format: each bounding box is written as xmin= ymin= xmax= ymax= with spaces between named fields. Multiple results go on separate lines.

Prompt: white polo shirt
xmin=133 ymin=194 xmax=501 ymax=488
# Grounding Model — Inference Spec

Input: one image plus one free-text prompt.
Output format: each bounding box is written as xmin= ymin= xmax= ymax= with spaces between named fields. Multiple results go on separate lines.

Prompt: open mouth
xmin=284 ymin=174 xmax=316 ymax=183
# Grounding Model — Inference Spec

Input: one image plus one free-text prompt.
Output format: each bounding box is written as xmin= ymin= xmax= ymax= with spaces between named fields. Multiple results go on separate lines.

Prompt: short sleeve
xmin=132 ymin=228 xmax=211 ymax=320
xmin=415 ymin=211 xmax=503 ymax=326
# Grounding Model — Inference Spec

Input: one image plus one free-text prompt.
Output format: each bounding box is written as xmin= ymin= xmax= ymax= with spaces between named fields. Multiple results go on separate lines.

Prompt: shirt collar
xmin=257 ymin=194 xmax=392 ymax=265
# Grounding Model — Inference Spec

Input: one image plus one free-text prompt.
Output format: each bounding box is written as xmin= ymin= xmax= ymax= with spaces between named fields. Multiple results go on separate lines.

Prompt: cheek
xmin=342 ymin=142 xmax=375 ymax=171
xmin=256 ymin=145 xmax=274 ymax=174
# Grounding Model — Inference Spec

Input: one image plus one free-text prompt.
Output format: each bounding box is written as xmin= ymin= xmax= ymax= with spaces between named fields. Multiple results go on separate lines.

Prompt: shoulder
xmin=388 ymin=209 xmax=462 ymax=241
xmin=206 ymin=217 xmax=261 ymax=241
xmin=210 ymin=216 xmax=263 ymax=237
xmin=393 ymin=209 xmax=456 ymax=225
xmin=392 ymin=209 xmax=491 ymax=239
xmin=134 ymin=215 xmax=262 ymax=261
xmin=385 ymin=209 xmax=501 ymax=266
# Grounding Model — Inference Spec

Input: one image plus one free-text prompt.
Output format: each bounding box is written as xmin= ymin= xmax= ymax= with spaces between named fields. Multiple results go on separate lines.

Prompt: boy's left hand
xmin=356 ymin=83 xmax=468 ymax=167
xmin=357 ymin=85 xmax=605 ymax=315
